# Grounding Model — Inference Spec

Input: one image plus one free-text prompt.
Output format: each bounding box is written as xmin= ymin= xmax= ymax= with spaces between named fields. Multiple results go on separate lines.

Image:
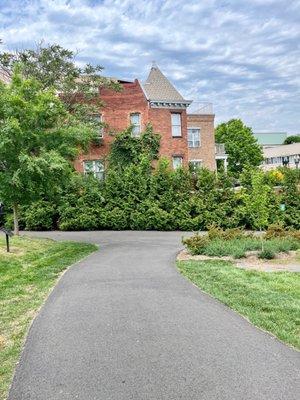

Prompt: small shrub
xmin=265 ymin=223 xmax=286 ymax=239
xmin=182 ymin=235 xmax=209 ymax=255
xmin=222 ymin=228 xmax=245 ymax=241
xmin=207 ymin=225 xmax=224 ymax=240
xmin=289 ymin=230 xmax=300 ymax=241
xmin=232 ymin=248 xmax=246 ymax=259
xmin=207 ymin=226 xmax=246 ymax=241
xmin=258 ymin=249 xmax=275 ymax=259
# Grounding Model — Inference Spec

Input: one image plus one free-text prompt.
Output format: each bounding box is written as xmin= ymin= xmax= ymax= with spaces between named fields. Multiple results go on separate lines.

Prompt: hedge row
xmin=14 ymin=159 xmax=300 ymax=231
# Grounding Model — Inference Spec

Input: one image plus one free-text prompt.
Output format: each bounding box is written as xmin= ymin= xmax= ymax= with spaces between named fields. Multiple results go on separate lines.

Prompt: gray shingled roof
xmin=143 ymin=65 xmax=186 ymax=101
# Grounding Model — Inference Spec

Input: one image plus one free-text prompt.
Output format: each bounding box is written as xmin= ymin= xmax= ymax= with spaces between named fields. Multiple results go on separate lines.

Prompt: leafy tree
xmin=0 ymin=69 xmax=96 ymax=234
xmin=244 ymin=170 xmax=270 ymax=248
xmin=215 ymin=119 xmax=263 ymax=176
xmin=283 ymin=135 xmax=300 ymax=144
xmin=0 ymin=41 xmax=120 ymax=126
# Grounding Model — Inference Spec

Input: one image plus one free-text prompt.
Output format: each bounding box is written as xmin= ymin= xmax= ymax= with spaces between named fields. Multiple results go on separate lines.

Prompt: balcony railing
xmin=215 ymin=143 xmax=227 ymax=157
xmin=187 ymin=102 xmax=214 ymax=115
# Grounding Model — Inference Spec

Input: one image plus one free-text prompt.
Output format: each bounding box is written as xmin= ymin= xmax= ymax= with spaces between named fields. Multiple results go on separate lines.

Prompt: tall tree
xmin=215 ymin=119 xmax=263 ymax=176
xmin=0 ymin=69 xmax=97 ymax=234
xmin=0 ymin=41 xmax=120 ymax=121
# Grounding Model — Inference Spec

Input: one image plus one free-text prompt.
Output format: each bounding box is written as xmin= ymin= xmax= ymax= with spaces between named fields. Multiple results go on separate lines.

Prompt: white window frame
xmin=92 ymin=114 xmax=104 ymax=139
xmin=172 ymin=156 xmax=183 ymax=169
xmin=188 ymin=127 xmax=201 ymax=148
xmin=83 ymin=160 xmax=105 ymax=180
xmin=189 ymin=159 xmax=202 ymax=170
xmin=171 ymin=113 xmax=182 ymax=137
xmin=130 ymin=113 xmax=141 ymax=137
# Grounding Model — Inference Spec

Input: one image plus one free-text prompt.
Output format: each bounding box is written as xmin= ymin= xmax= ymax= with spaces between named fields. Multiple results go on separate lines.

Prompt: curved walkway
xmin=9 ymin=231 xmax=299 ymax=400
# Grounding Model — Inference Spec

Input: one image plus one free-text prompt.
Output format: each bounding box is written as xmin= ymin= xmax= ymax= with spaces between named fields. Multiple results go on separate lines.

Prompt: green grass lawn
xmin=177 ymin=260 xmax=300 ymax=350
xmin=0 ymin=236 xmax=97 ymax=400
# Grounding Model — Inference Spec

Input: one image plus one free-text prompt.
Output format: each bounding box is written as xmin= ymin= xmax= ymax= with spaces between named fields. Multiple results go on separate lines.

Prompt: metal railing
xmin=187 ymin=102 xmax=214 ymax=115
xmin=215 ymin=143 xmax=226 ymax=156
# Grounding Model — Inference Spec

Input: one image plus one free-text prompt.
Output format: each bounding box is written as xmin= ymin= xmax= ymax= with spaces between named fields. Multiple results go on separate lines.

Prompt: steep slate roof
xmin=143 ymin=65 xmax=186 ymax=101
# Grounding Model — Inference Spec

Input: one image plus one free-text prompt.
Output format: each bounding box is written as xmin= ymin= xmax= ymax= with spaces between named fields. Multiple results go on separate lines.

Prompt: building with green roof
xmin=253 ymin=132 xmax=287 ymax=147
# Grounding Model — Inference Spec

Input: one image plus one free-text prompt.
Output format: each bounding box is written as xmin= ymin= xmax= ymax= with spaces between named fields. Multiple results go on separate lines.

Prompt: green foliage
xmin=58 ymin=175 xmax=105 ymax=231
xmin=23 ymin=201 xmax=56 ymax=230
xmin=183 ymin=232 xmax=299 ymax=259
xmin=0 ymin=42 xmax=120 ymax=117
xmin=283 ymin=135 xmax=300 ymax=144
xmin=16 ymin=132 xmax=300 ymax=233
xmin=215 ymin=119 xmax=263 ymax=176
xmin=109 ymin=124 xmax=160 ymax=168
xmin=243 ymin=170 xmax=270 ymax=230
xmin=0 ymin=70 xmax=96 ymax=233
xmin=182 ymin=235 xmax=209 ymax=255
xmin=258 ymin=249 xmax=275 ymax=259
xmin=207 ymin=226 xmax=246 ymax=241
xmin=264 ymin=222 xmax=286 ymax=239
xmin=280 ymin=168 xmax=300 ymax=229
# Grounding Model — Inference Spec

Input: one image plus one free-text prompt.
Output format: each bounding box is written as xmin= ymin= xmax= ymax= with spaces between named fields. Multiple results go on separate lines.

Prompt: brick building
xmin=75 ymin=64 xmax=219 ymax=178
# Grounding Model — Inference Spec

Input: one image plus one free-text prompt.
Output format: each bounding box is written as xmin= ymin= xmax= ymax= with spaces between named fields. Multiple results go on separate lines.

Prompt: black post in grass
xmin=0 ymin=203 xmax=14 ymax=252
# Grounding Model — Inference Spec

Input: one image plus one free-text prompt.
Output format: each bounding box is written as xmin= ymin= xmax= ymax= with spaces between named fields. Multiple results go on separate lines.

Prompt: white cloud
xmin=0 ymin=0 xmax=299 ymax=132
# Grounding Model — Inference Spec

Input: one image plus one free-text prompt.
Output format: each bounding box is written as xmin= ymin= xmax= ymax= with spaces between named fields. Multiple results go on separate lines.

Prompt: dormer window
xmin=171 ymin=113 xmax=182 ymax=137
xmin=130 ymin=113 xmax=141 ymax=137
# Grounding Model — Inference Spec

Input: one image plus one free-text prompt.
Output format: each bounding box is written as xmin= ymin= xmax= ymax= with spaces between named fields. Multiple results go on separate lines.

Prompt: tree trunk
xmin=13 ymin=203 xmax=19 ymax=236
xmin=260 ymin=227 xmax=264 ymax=252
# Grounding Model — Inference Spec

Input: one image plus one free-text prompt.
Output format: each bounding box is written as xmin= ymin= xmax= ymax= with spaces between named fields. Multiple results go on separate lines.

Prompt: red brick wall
xmin=149 ymin=108 xmax=188 ymax=166
xmin=187 ymin=114 xmax=216 ymax=171
xmin=74 ymin=80 xmax=149 ymax=172
xmin=75 ymin=80 xmax=189 ymax=172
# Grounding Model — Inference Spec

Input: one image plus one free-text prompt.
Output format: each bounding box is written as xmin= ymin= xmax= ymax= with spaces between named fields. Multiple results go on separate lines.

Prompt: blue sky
xmin=1 ymin=0 xmax=299 ymax=133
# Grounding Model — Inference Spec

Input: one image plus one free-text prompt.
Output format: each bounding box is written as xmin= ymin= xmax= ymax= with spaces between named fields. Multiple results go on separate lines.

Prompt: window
xmin=83 ymin=160 xmax=105 ymax=180
xmin=188 ymin=128 xmax=201 ymax=147
xmin=92 ymin=114 xmax=104 ymax=138
xmin=171 ymin=113 xmax=182 ymax=137
xmin=172 ymin=156 xmax=183 ymax=169
xmin=130 ymin=113 xmax=141 ymax=137
xmin=189 ymin=160 xmax=202 ymax=171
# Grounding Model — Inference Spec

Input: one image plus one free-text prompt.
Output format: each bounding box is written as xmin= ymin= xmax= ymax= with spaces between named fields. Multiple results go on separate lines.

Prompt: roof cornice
xmin=149 ymin=100 xmax=192 ymax=109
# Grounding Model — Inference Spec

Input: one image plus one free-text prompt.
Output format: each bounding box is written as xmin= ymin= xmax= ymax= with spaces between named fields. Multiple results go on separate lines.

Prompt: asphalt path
xmin=9 ymin=231 xmax=300 ymax=399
